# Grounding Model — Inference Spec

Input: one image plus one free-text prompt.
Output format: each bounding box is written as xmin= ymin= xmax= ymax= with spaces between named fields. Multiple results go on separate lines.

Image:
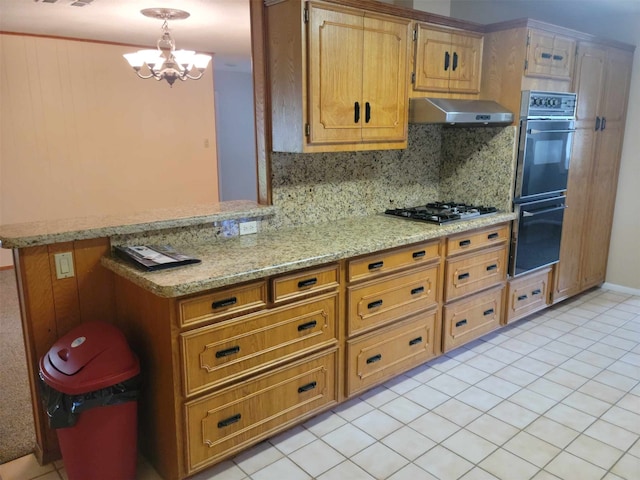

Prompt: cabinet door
xmin=548 ymin=34 xmax=576 ymax=80
xmin=414 ymin=25 xmax=451 ymax=92
xmin=448 ymin=32 xmax=483 ymax=93
xmin=572 ymin=44 xmax=606 ymax=131
xmin=526 ymin=29 xmax=555 ymax=77
xmin=308 ymin=4 xmax=364 ymax=144
xmin=361 ymin=14 xmax=410 ymax=142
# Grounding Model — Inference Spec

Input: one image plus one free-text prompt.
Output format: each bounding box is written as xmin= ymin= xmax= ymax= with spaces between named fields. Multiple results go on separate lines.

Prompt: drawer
xmin=348 ymin=265 xmax=439 ymax=336
xmin=446 ymin=224 xmax=509 ymax=257
xmin=443 ymin=286 xmax=504 ymax=352
xmin=348 ymin=241 xmax=441 ymax=282
xmin=444 ymin=245 xmax=507 ymax=302
xmin=271 ymin=263 xmax=339 ymax=304
xmin=180 ymin=293 xmax=338 ymax=396
xmin=178 ymin=281 xmax=267 ymax=328
xmin=346 ymin=309 xmax=438 ymax=396
xmin=185 ymin=348 xmax=337 ymax=473
xmin=506 ymin=267 xmax=552 ymax=324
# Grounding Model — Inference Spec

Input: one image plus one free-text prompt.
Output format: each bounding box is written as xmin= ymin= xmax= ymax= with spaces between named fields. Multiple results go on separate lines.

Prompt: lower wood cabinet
xmin=505 ymin=267 xmax=552 ymax=324
xmin=443 ymin=286 xmax=503 ymax=352
xmin=185 ymin=348 xmax=338 ymax=473
xmin=346 ymin=308 xmax=438 ymax=396
xmin=444 ymin=245 xmax=508 ymax=302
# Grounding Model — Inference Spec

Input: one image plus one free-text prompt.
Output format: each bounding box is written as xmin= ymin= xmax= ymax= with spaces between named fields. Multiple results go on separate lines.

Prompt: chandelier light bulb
xmin=123 ymin=8 xmax=212 ymax=87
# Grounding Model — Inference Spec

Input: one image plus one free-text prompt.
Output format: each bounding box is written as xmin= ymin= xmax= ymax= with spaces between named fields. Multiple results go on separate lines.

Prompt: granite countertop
xmin=0 ymin=200 xmax=276 ymax=249
xmin=102 ymin=212 xmax=517 ymax=298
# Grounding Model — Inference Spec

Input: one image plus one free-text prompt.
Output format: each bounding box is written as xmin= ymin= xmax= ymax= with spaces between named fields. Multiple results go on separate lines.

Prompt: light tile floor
xmin=1 ymin=287 xmax=639 ymax=480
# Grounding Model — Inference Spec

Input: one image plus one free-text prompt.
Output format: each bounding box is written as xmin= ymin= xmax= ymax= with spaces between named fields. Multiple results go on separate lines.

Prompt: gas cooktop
xmin=385 ymin=202 xmax=498 ymax=225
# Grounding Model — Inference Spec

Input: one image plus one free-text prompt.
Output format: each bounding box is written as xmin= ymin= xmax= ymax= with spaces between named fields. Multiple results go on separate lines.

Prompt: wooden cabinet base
xmin=506 ymin=268 xmax=552 ymax=324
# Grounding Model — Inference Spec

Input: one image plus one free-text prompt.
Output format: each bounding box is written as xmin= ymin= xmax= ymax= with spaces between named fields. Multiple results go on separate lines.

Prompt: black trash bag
xmin=39 ymin=373 xmax=140 ymax=429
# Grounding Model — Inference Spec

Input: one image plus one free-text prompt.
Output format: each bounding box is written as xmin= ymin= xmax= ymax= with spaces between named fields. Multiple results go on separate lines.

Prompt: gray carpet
xmin=0 ymin=268 xmax=36 ymax=463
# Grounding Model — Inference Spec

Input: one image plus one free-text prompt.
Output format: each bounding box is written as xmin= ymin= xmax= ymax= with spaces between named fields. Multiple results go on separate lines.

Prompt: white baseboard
xmin=601 ymin=282 xmax=640 ymax=296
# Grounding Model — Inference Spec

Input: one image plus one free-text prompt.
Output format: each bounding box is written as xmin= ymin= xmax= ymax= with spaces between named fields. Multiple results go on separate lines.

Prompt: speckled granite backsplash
xmin=268 ymin=124 xmax=516 ymax=229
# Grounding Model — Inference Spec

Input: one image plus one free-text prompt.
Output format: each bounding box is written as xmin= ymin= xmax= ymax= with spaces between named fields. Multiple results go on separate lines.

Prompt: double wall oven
xmin=510 ymin=91 xmax=577 ymax=276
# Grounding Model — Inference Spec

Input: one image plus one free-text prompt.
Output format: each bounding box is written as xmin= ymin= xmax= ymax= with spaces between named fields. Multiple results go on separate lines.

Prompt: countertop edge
xmin=102 ymin=212 xmax=517 ymax=298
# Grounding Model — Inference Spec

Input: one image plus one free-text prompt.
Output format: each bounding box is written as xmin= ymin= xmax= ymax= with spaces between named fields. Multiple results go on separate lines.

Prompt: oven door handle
xmin=527 ymin=128 xmax=576 ymax=134
xmin=522 ymin=205 xmax=567 ymax=217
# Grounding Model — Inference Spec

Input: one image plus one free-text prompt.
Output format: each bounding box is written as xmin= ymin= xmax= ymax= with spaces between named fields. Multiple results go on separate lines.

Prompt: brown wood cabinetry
xmin=267 ymin=0 xmax=411 ymax=152
xmin=345 ymin=240 xmax=442 ymax=396
xmin=554 ymin=44 xmax=634 ymax=302
xmin=442 ymin=224 xmax=508 ymax=351
xmin=525 ymin=29 xmax=576 ymax=80
xmin=506 ymin=267 xmax=552 ymax=324
xmin=114 ymin=265 xmax=341 ymax=480
xmin=413 ymin=24 xmax=483 ymax=95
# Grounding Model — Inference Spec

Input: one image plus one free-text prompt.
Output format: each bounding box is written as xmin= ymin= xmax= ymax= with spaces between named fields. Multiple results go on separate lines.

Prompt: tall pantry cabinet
xmin=554 ymin=44 xmax=634 ymax=301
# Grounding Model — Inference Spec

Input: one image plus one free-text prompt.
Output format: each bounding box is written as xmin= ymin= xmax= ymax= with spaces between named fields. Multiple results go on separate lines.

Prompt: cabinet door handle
xmin=409 ymin=336 xmax=423 ymax=346
xmin=368 ymin=300 xmax=383 ymax=309
xmin=452 ymin=51 xmax=458 ymax=71
xmin=365 ymin=102 xmax=371 ymax=123
xmin=366 ymin=354 xmax=382 ymax=364
xmin=354 ymin=101 xmax=360 ymax=123
xmin=455 ymin=319 xmax=468 ymax=327
xmin=483 ymin=308 xmax=495 ymax=316
xmin=488 ymin=232 xmax=499 ymax=240
xmin=411 ymin=286 xmax=425 ymax=295
xmin=444 ymin=51 xmax=450 ymax=70
xmin=459 ymin=239 xmax=471 ymax=247
xmin=298 ymin=381 xmax=317 ymax=393
xmin=517 ymin=294 xmax=528 ymax=301
xmin=217 ymin=414 xmax=241 ymax=428
xmin=532 ymin=289 xmax=542 ymax=296
xmin=215 ymin=346 xmax=240 ymax=358
xmin=458 ymin=272 xmax=470 ymax=280
xmin=297 ymin=277 xmax=317 ymax=288
xmin=212 ymin=297 xmax=237 ymax=309
xmin=541 ymin=52 xmax=552 ymax=59
xmin=601 ymin=117 xmax=606 ymax=131
xmin=552 ymin=54 xmax=563 ymax=61
xmin=486 ymin=264 xmax=498 ymax=271
xmin=297 ymin=320 xmax=317 ymax=332
xmin=368 ymin=261 xmax=384 ymax=270
xmin=595 ymin=116 xmax=601 ymax=131
xmin=412 ymin=250 xmax=426 ymax=258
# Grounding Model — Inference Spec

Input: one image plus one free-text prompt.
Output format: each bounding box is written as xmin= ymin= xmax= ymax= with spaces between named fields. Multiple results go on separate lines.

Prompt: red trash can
xmin=39 ymin=321 xmax=140 ymax=480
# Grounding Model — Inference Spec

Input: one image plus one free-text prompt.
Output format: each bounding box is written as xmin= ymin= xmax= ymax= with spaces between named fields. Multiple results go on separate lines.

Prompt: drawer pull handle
xmin=483 ymin=308 xmax=495 ymax=316
xmin=553 ymin=54 xmax=563 ymax=61
xmin=366 ymin=354 xmax=382 ymax=364
xmin=368 ymin=261 xmax=384 ymax=270
xmin=409 ymin=336 xmax=423 ymax=346
xmin=368 ymin=300 xmax=383 ymax=309
xmin=212 ymin=297 xmax=237 ymax=309
xmin=459 ymin=239 xmax=471 ymax=247
xmin=215 ymin=346 xmax=240 ymax=358
xmin=532 ymin=289 xmax=542 ymax=295
xmin=486 ymin=264 xmax=498 ymax=271
xmin=298 ymin=381 xmax=317 ymax=393
xmin=518 ymin=294 xmax=528 ymax=301
xmin=488 ymin=232 xmax=499 ymax=239
xmin=297 ymin=277 xmax=318 ymax=288
xmin=297 ymin=320 xmax=317 ymax=331
xmin=541 ymin=52 xmax=552 ymax=59
xmin=411 ymin=286 xmax=425 ymax=295
xmin=455 ymin=319 xmax=468 ymax=327
xmin=217 ymin=414 xmax=241 ymax=428
xmin=412 ymin=250 xmax=426 ymax=258
xmin=458 ymin=272 xmax=470 ymax=280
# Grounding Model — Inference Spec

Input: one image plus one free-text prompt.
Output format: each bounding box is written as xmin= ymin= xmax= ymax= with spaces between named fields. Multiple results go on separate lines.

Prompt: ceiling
xmin=0 ymin=0 xmax=252 ymax=70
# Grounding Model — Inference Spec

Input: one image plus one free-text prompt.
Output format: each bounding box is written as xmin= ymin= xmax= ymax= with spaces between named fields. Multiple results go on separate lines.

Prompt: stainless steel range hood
xmin=409 ymin=97 xmax=514 ymax=126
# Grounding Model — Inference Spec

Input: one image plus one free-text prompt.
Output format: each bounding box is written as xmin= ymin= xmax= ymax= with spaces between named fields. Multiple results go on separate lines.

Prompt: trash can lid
xmin=40 ymin=321 xmax=139 ymax=394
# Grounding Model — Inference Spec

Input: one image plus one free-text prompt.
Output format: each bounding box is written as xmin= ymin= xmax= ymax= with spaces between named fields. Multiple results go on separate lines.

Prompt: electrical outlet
xmin=54 ymin=252 xmax=75 ymax=279
xmin=239 ymin=221 xmax=258 ymax=235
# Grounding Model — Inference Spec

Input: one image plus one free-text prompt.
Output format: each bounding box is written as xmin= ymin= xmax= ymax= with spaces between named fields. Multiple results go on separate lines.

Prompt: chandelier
xmin=123 ymin=8 xmax=212 ymax=87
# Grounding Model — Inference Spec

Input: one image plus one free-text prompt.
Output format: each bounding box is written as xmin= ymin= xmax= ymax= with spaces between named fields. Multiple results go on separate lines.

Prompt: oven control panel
xmin=520 ymin=91 xmax=577 ymax=119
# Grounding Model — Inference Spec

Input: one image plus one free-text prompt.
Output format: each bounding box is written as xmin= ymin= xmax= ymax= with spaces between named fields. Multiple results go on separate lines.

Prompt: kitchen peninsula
xmin=1 ymin=201 xmax=515 ymax=479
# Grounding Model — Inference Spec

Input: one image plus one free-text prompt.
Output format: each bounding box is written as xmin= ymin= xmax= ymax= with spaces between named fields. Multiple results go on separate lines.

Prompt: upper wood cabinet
xmin=525 ymin=29 xmax=576 ymax=80
xmin=413 ymin=24 xmax=483 ymax=94
xmin=554 ymin=43 xmax=634 ymax=302
xmin=267 ymin=0 xmax=411 ymax=153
